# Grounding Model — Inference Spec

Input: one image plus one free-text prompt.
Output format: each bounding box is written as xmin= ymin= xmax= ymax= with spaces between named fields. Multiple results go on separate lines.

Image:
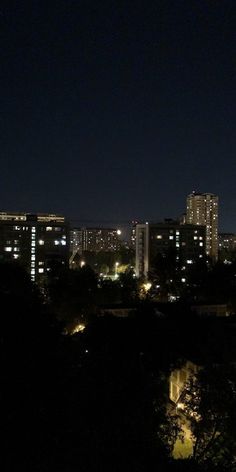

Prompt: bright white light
xmin=117 ymin=229 xmax=121 ymax=235
xmin=4 ymin=247 xmax=12 ymax=252
xmin=80 ymin=260 xmax=85 ymax=267
xmin=38 ymin=268 xmax=44 ymax=273
xmin=38 ymin=240 xmax=44 ymax=245
xmin=54 ymin=240 xmax=59 ymax=245
xmin=181 ymin=278 xmax=186 ymax=283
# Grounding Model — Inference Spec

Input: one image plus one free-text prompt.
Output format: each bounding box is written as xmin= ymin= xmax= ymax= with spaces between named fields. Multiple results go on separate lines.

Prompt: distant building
xmin=70 ymin=227 xmax=121 ymax=254
xmin=186 ymin=192 xmax=218 ymax=260
xmin=191 ymin=304 xmax=230 ymax=317
xmin=135 ymin=220 xmax=206 ymax=278
xmin=70 ymin=228 xmax=83 ymax=255
xmin=0 ymin=212 xmax=69 ymax=283
xmin=218 ymin=233 xmax=236 ymax=253
xmin=130 ymin=221 xmax=138 ymax=249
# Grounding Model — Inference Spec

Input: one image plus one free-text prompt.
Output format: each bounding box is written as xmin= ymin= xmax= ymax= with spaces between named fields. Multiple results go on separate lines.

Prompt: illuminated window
xmin=38 ymin=268 xmax=44 ymax=273
xmin=38 ymin=240 xmax=44 ymax=245
xmin=14 ymin=247 xmax=19 ymax=252
xmin=13 ymin=254 xmax=19 ymax=259
xmin=169 ymin=235 xmax=174 ymax=240
xmin=14 ymin=226 xmax=21 ymax=231
xmin=38 ymin=261 xmax=44 ymax=266
xmin=54 ymin=240 xmax=59 ymax=245
xmin=31 ymin=255 xmax=36 ymax=261
xmin=194 ymin=236 xmax=198 ymax=240
xmin=31 ymin=269 xmax=35 ymax=274
xmin=199 ymin=242 xmax=203 ymax=246
xmin=61 ymin=240 xmax=66 ymax=246
xmin=4 ymin=247 xmax=12 ymax=252
xmin=46 ymin=227 xmax=52 ymax=231
xmin=156 ymin=235 xmax=162 ymax=239
xmin=187 ymin=259 xmax=193 ymax=264
xmin=31 ymin=241 xmax=36 ymax=247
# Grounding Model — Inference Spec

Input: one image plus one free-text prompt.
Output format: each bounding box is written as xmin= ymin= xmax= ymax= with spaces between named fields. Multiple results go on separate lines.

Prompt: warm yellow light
xmin=71 ymin=323 xmax=86 ymax=334
xmin=80 ymin=260 xmax=85 ymax=267
xmin=177 ymin=402 xmax=185 ymax=410
xmin=143 ymin=282 xmax=152 ymax=292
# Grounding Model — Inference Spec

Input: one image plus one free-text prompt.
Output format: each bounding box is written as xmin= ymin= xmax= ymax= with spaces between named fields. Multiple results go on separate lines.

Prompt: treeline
xmin=2 ymin=261 xmax=236 ymax=471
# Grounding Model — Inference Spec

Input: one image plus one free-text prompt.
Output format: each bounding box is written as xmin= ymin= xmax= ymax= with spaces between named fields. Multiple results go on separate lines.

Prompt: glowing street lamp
xmin=115 ymin=261 xmax=119 ymax=278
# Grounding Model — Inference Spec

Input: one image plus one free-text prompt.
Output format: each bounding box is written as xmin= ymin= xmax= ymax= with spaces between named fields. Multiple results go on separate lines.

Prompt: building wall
xmin=135 ymin=223 xmax=149 ymax=278
xmin=0 ymin=212 xmax=69 ymax=283
xmin=170 ymin=361 xmax=198 ymax=404
xmin=218 ymin=233 xmax=236 ymax=252
xmin=135 ymin=222 xmax=206 ymax=278
xmin=186 ymin=192 xmax=218 ymax=260
xmin=70 ymin=227 xmax=121 ymax=253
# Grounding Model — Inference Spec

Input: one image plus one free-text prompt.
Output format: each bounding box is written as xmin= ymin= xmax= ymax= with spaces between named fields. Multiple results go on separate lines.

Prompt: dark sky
xmin=1 ymin=0 xmax=236 ymax=230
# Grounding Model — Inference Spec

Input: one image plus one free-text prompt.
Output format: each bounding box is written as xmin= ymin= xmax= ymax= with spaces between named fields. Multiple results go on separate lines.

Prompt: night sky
xmin=1 ymin=0 xmax=236 ymax=231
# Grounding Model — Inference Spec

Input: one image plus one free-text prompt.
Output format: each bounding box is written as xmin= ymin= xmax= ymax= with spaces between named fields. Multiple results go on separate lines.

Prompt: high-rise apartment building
xmin=135 ymin=221 xmax=206 ymax=278
xmin=186 ymin=192 xmax=218 ymax=260
xmin=70 ymin=227 xmax=121 ymax=255
xmin=0 ymin=212 xmax=69 ymax=283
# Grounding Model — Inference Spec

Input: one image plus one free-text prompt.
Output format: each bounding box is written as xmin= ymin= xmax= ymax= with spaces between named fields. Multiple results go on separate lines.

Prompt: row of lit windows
xmin=13 ymin=225 xmax=65 ymax=232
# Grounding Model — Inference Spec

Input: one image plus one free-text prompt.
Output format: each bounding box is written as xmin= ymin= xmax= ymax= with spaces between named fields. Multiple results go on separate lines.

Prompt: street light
xmin=115 ymin=261 xmax=119 ymax=278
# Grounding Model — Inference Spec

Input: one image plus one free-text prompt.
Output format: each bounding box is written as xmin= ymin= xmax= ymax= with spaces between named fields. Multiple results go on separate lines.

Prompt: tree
xmin=119 ymin=268 xmax=138 ymax=303
xmin=182 ymin=364 xmax=236 ymax=470
xmin=47 ymin=265 xmax=98 ymax=322
xmin=149 ymin=248 xmax=181 ymax=301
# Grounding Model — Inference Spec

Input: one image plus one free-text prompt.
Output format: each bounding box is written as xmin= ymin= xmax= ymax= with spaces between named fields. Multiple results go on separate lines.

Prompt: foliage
xmin=183 ymin=364 xmax=236 ymax=470
xmin=47 ymin=265 xmax=98 ymax=321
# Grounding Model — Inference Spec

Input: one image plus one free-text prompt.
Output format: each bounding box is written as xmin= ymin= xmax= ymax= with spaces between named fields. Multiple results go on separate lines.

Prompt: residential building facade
xmin=0 ymin=212 xmax=69 ymax=283
xmin=135 ymin=220 xmax=206 ymax=278
xmin=186 ymin=192 xmax=218 ymax=260
xmin=70 ymin=227 xmax=121 ymax=254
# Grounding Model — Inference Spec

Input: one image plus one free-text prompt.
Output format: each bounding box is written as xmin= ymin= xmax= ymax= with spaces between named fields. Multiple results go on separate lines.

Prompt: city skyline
xmin=1 ymin=1 xmax=236 ymax=230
